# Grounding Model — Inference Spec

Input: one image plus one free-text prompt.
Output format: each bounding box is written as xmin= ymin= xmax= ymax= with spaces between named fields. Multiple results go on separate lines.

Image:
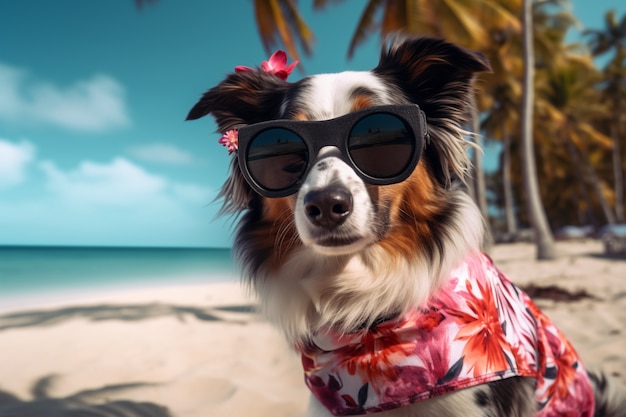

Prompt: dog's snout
xmin=304 ymin=186 xmax=353 ymax=228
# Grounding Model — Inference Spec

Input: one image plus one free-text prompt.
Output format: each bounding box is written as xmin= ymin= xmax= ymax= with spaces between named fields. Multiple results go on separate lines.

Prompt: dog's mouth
xmin=307 ymin=232 xmax=372 ymax=255
xmin=316 ymin=234 xmax=362 ymax=247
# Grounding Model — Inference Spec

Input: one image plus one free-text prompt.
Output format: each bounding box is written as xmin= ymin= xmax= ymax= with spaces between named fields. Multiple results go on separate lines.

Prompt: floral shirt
xmin=301 ymin=252 xmax=595 ymax=416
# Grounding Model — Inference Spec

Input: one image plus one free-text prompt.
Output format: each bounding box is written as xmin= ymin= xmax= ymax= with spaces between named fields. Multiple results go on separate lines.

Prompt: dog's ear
xmin=186 ymin=70 xmax=289 ymax=131
xmin=374 ymin=35 xmax=490 ymax=117
xmin=187 ymin=71 xmax=289 ymax=213
xmin=374 ymin=36 xmax=491 ymax=186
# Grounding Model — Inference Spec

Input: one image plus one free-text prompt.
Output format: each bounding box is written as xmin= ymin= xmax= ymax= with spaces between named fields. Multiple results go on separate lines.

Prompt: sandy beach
xmin=0 ymin=240 xmax=624 ymax=417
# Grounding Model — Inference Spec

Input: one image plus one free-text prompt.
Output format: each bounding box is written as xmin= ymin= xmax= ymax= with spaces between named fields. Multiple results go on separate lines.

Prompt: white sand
xmin=0 ymin=241 xmax=624 ymax=417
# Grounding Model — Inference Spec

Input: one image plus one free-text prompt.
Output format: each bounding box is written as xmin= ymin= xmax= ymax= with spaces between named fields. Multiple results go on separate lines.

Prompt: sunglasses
xmin=237 ymin=104 xmax=429 ymax=198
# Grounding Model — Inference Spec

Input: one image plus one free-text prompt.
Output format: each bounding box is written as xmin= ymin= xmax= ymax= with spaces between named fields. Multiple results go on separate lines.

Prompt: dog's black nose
xmin=304 ymin=186 xmax=353 ymax=228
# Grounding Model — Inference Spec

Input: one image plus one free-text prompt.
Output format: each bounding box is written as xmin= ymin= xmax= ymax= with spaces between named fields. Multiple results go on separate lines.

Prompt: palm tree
xmin=535 ymin=61 xmax=616 ymax=225
xmin=531 ymin=0 xmax=581 ymax=66
xmin=584 ymin=10 xmax=626 ymax=223
xmin=477 ymin=1 xmax=525 ymax=238
xmin=480 ymin=1 xmax=573 ymax=251
xmin=520 ymin=0 xmax=556 ymax=259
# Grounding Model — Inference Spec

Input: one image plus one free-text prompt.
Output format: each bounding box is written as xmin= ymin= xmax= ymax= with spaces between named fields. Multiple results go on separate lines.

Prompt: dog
xmin=187 ymin=36 xmax=626 ymax=417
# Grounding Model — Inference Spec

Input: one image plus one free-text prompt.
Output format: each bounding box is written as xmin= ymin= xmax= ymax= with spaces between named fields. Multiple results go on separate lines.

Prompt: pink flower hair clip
xmin=219 ymin=51 xmax=298 ymax=154
xmin=235 ymin=50 xmax=298 ymax=81
xmin=218 ymin=129 xmax=238 ymax=155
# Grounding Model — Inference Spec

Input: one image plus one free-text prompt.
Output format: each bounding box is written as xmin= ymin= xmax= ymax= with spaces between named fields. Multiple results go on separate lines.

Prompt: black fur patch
xmin=473 ymin=377 xmax=536 ymax=417
xmin=186 ymin=70 xmax=289 ymax=132
xmin=474 ymin=390 xmax=490 ymax=407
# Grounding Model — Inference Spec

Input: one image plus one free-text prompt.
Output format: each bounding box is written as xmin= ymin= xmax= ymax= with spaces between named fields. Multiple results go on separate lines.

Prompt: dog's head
xmin=188 ymin=36 xmax=490 ymax=339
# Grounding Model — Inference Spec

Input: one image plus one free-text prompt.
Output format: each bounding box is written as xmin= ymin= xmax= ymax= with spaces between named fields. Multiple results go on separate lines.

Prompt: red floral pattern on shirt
xmin=300 ymin=252 xmax=595 ymax=416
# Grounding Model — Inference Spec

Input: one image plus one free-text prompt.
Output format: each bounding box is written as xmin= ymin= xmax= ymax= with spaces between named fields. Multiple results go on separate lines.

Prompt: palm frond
xmin=347 ymin=0 xmax=385 ymax=59
xmin=282 ymin=0 xmax=315 ymax=56
xmin=253 ymin=0 xmax=314 ymax=61
xmin=439 ymin=0 xmax=488 ymax=47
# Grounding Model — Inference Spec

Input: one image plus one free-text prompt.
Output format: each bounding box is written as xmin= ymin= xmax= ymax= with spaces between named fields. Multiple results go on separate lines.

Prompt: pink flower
xmin=261 ymin=50 xmax=298 ymax=79
xmin=218 ymin=130 xmax=238 ymax=154
xmin=235 ymin=50 xmax=298 ymax=80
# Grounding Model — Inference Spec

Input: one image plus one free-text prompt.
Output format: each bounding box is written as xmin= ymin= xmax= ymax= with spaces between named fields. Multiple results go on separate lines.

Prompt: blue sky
xmin=0 ymin=1 xmax=624 ymax=248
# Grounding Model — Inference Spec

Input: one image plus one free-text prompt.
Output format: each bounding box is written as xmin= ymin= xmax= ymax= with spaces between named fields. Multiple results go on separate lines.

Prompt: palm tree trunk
xmin=564 ymin=139 xmax=591 ymax=224
xmin=570 ymin=147 xmax=595 ymax=225
xmin=470 ymin=93 xmax=488 ymax=221
xmin=566 ymin=139 xmax=616 ymax=225
xmin=584 ymin=157 xmax=617 ymax=225
xmin=501 ymin=123 xmax=517 ymax=234
xmin=520 ymin=0 xmax=556 ymax=260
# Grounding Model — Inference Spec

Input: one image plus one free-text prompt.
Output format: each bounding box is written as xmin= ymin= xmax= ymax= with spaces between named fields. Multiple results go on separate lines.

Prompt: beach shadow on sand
xmin=0 ymin=376 xmax=173 ymax=417
xmin=521 ymin=283 xmax=600 ymax=302
xmin=0 ymin=303 xmax=257 ymax=331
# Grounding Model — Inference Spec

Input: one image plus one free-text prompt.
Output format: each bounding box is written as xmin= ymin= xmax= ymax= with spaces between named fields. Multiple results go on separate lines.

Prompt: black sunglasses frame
xmin=236 ymin=104 xmax=429 ymax=198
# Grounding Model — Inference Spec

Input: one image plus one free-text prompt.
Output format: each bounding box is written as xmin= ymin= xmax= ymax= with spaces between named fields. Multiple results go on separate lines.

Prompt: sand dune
xmin=0 ymin=241 xmax=624 ymax=417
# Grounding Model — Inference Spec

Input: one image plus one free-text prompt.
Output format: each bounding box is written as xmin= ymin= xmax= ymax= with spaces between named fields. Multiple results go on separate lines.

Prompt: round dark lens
xmin=247 ymin=128 xmax=308 ymax=191
xmin=348 ymin=113 xmax=415 ymax=179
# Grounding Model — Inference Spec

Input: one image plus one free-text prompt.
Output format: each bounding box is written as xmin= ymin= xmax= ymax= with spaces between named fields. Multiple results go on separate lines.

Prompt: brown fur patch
xmin=351 ymin=95 xmax=374 ymax=111
xmin=264 ymin=196 xmax=295 ymax=218
xmin=375 ymin=162 xmax=446 ymax=259
xmin=292 ymin=112 xmax=310 ymax=121
xmin=259 ymin=197 xmax=300 ymax=271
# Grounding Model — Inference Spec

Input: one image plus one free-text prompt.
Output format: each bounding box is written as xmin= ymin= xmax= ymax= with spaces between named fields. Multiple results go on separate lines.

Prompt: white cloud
xmin=0 ymin=139 xmax=35 ymax=188
xmin=0 ymin=62 xmax=130 ymax=132
xmin=38 ymin=157 xmax=214 ymax=207
xmin=40 ymin=157 xmax=167 ymax=206
xmin=0 ymin=65 xmax=23 ymax=120
xmin=128 ymin=144 xmax=195 ymax=165
xmin=172 ymin=183 xmax=214 ymax=205
xmin=40 ymin=158 xmax=167 ymax=206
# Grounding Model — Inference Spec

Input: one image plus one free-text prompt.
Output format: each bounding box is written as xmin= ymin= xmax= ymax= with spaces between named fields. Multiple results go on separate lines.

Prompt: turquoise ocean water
xmin=0 ymin=246 xmax=237 ymax=299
